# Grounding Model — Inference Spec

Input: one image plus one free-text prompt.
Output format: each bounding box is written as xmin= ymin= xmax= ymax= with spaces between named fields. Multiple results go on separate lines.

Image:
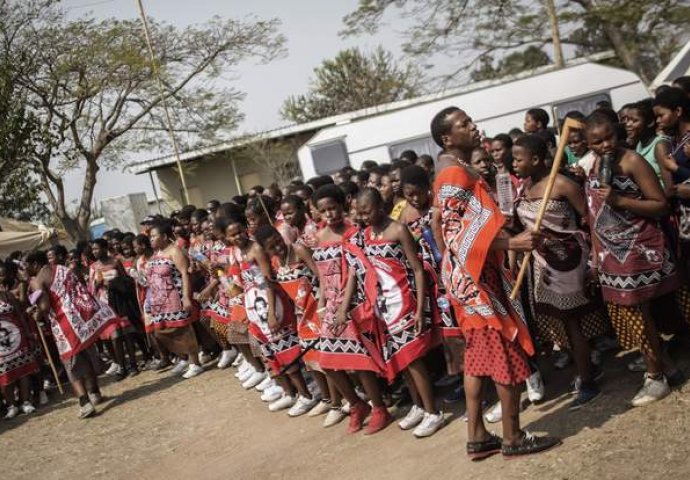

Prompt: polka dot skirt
xmin=464 ymin=327 xmax=531 ymax=386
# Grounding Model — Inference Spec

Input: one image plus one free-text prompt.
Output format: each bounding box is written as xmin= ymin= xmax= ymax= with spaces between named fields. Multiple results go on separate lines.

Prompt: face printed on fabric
xmin=402 ymin=184 xmax=430 ymax=210
xmin=316 ymin=197 xmax=344 ymax=227
xmin=254 ymin=297 xmax=269 ymax=322
xmin=443 ymin=110 xmax=481 ymax=149
xmin=586 ymin=123 xmax=618 ymax=157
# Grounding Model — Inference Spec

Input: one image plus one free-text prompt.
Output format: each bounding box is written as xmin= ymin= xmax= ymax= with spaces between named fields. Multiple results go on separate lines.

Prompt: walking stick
xmin=28 ymin=292 xmax=65 ymax=395
xmin=32 ymin=315 xmax=65 ymax=395
xmin=509 ymin=118 xmax=586 ymax=300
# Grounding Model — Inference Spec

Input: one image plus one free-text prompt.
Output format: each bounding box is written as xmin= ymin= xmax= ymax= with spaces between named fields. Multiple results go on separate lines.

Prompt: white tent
xmin=651 ymin=40 xmax=690 ymax=90
xmin=0 ymin=217 xmax=70 ymax=258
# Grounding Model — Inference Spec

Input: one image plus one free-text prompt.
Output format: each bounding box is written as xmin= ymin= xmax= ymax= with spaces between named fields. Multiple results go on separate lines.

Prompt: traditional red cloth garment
xmin=0 ymin=296 xmax=39 ymax=386
xmin=144 ymin=253 xmax=196 ymax=329
xmin=48 ymin=265 xmax=116 ymax=360
xmin=88 ymin=260 xmax=134 ymax=339
xmin=586 ymin=169 xmax=679 ymax=306
xmin=206 ymin=246 xmax=246 ymax=326
xmin=434 ymin=164 xmax=533 ymax=385
xmin=241 ymin=259 xmax=301 ymax=374
xmin=274 ymin=256 xmax=321 ymax=369
xmin=362 ymin=227 xmax=438 ymax=381
xmin=312 ymin=224 xmax=386 ymax=374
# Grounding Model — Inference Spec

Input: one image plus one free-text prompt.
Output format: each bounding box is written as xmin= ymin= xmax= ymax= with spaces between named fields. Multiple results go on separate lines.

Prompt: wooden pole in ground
xmin=32 ymin=316 xmax=65 ymax=395
xmin=509 ymin=118 xmax=586 ymax=300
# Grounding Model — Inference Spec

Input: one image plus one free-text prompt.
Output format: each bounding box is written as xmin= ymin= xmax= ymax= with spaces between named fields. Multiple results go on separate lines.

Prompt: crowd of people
xmin=1 ymin=76 xmax=690 ymax=461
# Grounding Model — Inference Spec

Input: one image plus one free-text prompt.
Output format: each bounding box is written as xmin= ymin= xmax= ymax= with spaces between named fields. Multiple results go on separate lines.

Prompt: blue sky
xmin=59 ymin=0 xmax=419 ymax=207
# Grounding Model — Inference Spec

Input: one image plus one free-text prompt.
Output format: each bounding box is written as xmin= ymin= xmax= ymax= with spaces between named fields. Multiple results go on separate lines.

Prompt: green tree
xmin=342 ymin=0 xmax=690 ymax=85
xmin=281 ymin=47 xmax=422 ymax=123
xmin=470 ymin=46 xmax=551 ymax=82
xmin=2 ymin=1 xmax=285 ymax=239
xmin=0 ymin=55 xmax=49 ymax=221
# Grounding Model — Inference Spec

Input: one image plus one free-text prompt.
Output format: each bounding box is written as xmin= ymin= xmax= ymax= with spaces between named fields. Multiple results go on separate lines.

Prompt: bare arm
xmin=559 ymin=175 xmax=587 ymax=218
xmin=655 ymin=141 xmax=675 ymax=196
xmin=431 ymin=207 xmax=445 ymax=255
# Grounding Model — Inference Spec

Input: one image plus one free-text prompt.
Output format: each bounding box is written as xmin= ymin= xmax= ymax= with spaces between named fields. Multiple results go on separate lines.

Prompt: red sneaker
xmin=364 ymin=406 xmax=392 ymax=435
xmin=347 ymin=401 xmax=372 ymax=434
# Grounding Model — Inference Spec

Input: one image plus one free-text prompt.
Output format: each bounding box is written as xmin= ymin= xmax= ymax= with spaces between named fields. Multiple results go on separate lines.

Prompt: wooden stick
xmin=509 ymin=118 xmax=586 ymax=300
xmin=33 ymin=316 xmax=65 ymax=395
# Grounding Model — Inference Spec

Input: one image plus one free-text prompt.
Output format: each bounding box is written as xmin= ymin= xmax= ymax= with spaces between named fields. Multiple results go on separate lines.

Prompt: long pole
xmin=509 ymin=118 xmax=585 ymax=300
xmin=148 ymin=170 xmax=163 ymax=215
xmin=135 ymin=0 xmax=190 ymax=205
xmin=33 ymin=317 xmax=65 ymax=395
xmin=545 ymin=0 xmax=565 ymax=68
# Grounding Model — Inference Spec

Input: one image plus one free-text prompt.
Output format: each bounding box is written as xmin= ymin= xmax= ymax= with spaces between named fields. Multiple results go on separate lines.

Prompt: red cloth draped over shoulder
xmin=434 ymin=164 xmax=534 ymax=356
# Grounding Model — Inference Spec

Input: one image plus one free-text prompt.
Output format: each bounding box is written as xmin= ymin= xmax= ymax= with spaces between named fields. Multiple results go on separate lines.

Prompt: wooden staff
xmin=509 ymin=118 xmax=586 ymax=300
xmin=31 ymin=312 xmax=65 ymax=395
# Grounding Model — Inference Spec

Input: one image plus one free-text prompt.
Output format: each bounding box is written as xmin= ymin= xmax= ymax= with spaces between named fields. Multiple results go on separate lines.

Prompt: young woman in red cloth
xmin=227 ymin=215 xmax=316 ymax=414
xmin=430 ymin=106 xmax=560 ymax=458
xmin=277 ymin=195 xmax=319 ymax=248
xmin=254 ymin=225 xmax=334 ymax=418
xmin=0 ymin=264 xmax=39 ymax=418
xmin=356 ymin=188 xmax=444 ymax=438
xmin=145 ymin=221 xmax=203 ymax=379
xmin=311 ymin=184 xmax=391 ymax=435
xmin=89 ymin=238 xmax=140 ymax=379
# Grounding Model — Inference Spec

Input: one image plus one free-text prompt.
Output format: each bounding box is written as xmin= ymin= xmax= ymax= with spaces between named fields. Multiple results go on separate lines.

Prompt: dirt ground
xmin=3 ymin=346 xmax=690 ymax=480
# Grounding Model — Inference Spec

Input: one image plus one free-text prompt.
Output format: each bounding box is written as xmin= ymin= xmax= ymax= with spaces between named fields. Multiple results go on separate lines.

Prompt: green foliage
xmin=342 ymin=0 xmax=690 ymax=84
xmin=281 ymin=47 xmax=422 ymax=123
xmin=1 ymin=0 xmax=286 ymax=238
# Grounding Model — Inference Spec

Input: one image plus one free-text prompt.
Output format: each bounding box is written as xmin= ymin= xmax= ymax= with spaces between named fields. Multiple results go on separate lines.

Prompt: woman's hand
xmin=508 ymin=230 xmax=541 ymax=252
xmin=600 ymin=184 xmax=620 ymax=207
xmin=182 ymin=296 xmax=193 ymax=313
xmin=413 ymin=311 xmax=425 ymax=335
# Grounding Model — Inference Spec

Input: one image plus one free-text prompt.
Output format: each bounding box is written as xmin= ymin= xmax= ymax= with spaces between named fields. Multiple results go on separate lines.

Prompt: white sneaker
xmin=232 ymin=353 xmax=244 ymax=367
xmin=631 ymin=373 xmax=670 ymax=407
xmin=78 ymin=402 xmax=96 ymax=419
xmin=307 ymin=400 xmax=332 ymax=417
xmin=217 ymin=349 xmax=237 ymax=369
xmin=182 ymin=364 xmax=204 ymax=379
xmin=413 ymin=412 xmax=445 ymax=438
xmin=242 ymin=371 xmax=267 ymax=389
xmin=238 ymin=365 xmax=257 ymax=383
xmin=198 ymin=351 xmax=213 ymax=365
xmin=526 ymin=371 xmax=545 ymax=403
xmin=4 ymin=405 xmax=19 ymax=419
xmin=288 ymin=395 xmax=318 ymax=417
xmin=261 ymin=384 xmax=284 ymax=402
xmin=269 ymin=394 xmax=296 ymax=412
xmin=254 ymin=375 xmax=273 ymax=392
xmin=88 ymin=392 xmax=104 ymax=406
xmin=20 ymin=402 xmax=36 ymax=415
xmin=170 ymin=359 xmax=189 ymax=376
xmin=398 ymin=404 xmax=425 ymax=430
xmin=341 ymin=400 xmax=351 ymax=415
xmin=39 ymin=391 xmax=49 ymax=406
xmin=484 ymin=402 xmax=502 ymax=423
xmin=234 ymin=360 xmax=250 ymax=378
xmin=105 ymin=362 xmax=122 ymax=376
xmin=323 ymin=407 xmax=347 ymax=427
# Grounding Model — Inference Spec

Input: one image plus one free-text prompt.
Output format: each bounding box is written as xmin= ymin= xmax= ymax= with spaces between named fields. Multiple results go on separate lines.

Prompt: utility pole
xmin=545 ymin=0 xmax=565 ymax=68
xmin=135 ymin=0 xmax=190 ymax=205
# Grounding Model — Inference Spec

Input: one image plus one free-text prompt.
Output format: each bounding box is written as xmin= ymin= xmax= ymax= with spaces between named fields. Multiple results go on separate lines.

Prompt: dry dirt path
xmin=2 ymin=349 xmax=690 ymax=480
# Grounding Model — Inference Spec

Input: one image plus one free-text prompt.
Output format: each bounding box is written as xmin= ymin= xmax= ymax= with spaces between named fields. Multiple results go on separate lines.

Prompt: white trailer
xmin=297 ymin=60 xmax=649 ymax=178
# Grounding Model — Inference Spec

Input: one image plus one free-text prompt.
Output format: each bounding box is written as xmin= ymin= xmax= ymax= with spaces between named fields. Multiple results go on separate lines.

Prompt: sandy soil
xmin=3 ymin=347 xmax=690 ymax=480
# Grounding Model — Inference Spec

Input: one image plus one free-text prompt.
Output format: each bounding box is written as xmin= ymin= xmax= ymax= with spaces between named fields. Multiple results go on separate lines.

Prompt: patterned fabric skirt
xmin=250 ymin=328 xmax=301 ymax=376
xmin=533 ymin=310 xmax=611 ymax=351
xmin=210 ymin=318 xmax=231 ymax=349
xmin=463 ymin=327 xmax=531 ymax=386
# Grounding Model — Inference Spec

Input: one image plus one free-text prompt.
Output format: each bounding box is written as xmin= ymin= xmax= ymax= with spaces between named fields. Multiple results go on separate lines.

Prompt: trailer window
xmin=311 ymin=140 xmax=349 ymax=175
xmin=389 ymin=136 xmax=441 ymax=161
xmin=553 ymin=92 xmax=612 ymax=124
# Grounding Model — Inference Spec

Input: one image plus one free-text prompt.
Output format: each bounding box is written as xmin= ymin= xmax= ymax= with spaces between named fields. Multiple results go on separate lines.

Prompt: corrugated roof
xmin=127 ymin=51 xmax=616 ymax=174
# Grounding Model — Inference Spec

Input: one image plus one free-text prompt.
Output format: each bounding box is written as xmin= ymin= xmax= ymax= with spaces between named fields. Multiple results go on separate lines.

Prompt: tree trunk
xmin=545 ymin=0 xmax=565 ymax=68
xmin=56 ymin=213 xmax=89 ymax=242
